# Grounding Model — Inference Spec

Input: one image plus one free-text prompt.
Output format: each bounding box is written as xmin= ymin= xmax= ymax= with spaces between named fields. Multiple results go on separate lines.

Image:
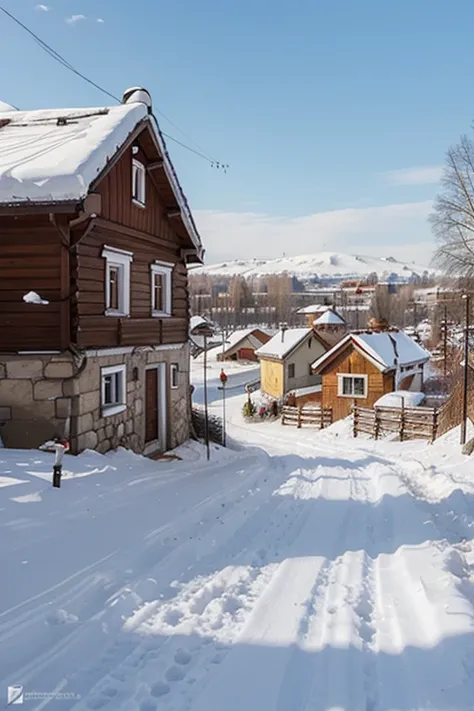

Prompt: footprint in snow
xmin=150 ymin=681 xmax=170 ymax=698
xmin=165 ymin=665 xmax=186 ymax=682
xmin=175 ymin=649 xmax=192 ymax=665
xmin=164 ymin=608 xmax=183 ymax=626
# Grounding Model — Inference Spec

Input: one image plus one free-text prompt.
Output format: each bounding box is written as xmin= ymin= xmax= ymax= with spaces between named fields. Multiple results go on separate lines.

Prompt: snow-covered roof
xmin=312 ymin=330 xmax=431 ymax=373
xmin=0 ymin=90 xmax=202 ymax=256
xmin=374 ymin=391 xmax=425 ymax=408
xmin=256 ymin=328 xmax=312 ymax=360
xmin=291 ymin=384 xmax=322 ymax=398
xmin=0 ymin=103 xmax=149 ymax=203
xmin=223 ymin=328 xmax=268 ymax=351
xmin=297 ymin=304 xmax=329 ymax=315
xmin=314 ymin=309 xmax=346 ymax=326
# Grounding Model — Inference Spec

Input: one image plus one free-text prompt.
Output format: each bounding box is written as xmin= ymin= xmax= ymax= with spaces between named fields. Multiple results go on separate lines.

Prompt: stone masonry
xmin=0 ymin=344 xmax=191 ymax=454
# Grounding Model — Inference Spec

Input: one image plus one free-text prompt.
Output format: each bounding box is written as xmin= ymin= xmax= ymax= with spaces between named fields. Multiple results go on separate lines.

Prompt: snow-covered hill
xmin=192 ymin=251 xmax=436 ymax=282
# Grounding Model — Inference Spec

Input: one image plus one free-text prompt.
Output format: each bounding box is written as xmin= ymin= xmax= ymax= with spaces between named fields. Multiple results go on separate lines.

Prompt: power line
xmin=0 ymin=4 xmax=228 ymax=169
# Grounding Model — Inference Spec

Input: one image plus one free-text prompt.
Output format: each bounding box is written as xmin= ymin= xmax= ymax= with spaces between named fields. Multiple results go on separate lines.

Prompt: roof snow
xmin=313 ymin=330 xmax=430 ymax=373
xmin=0 ymin=92 xmax=202 ymax=256
xmin=374 ymin=391 xmax=425 ymax=408
xmin=223 ymin=328 xmax=268 ymax=351
xmin=0 ymin=103 xmax=148 ymax=203
xmin=256 ymin=328 xmax=311 ymax=360
xmin=314 ymin=309 xmax=346 ymax=325
xmin=297 ymin=304 xmax=329 ymax=315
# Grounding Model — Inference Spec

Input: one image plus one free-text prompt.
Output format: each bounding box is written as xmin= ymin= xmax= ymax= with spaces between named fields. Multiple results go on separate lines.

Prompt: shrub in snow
xmin=243 ymin=399 xmax=256 ymax=418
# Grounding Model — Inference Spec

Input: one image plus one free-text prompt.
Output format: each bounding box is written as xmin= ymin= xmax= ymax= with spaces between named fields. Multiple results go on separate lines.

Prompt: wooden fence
xmin=352 ymin=403 xmax=439 ymax=442
xmin=281 ymin=405 xmax=333 ymax=429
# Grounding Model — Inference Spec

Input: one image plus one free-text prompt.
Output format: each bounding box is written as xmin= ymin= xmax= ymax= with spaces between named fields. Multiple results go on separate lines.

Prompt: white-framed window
xmin=337 ymin=373 xmax=368 ymax=399
xmin=102 ymin=245 xmax=133 ymax=317
xmin=288 ymin=363 xmax=295 ymax=379
xmin=170 ymin=363 xmax=179 ymax=389
xmin=151 ymin=261 xmax=173 ymax=317
xmin=132 ymin=159 xmax=146 ymax=206
xmin=101 ymin=364 xmax=127 ymax=416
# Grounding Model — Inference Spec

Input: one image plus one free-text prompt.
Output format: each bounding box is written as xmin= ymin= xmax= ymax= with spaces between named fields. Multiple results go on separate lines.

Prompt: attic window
xmin=132 ymin=159 xmax=146 ymax=206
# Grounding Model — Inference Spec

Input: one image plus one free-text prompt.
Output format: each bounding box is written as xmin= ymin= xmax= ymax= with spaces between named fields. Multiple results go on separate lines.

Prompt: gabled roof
xmin=256 ymin=327 xmax=328 ymax=360
xmin=0 ymin=89 xmax=202 ymax=259
xmin=312 ymin=329 xmax=431 ymax=374
xmin=222 ymin=328 xmax=269 ymax=353
xmin=314 ymin=308 xmax=346 ymax=326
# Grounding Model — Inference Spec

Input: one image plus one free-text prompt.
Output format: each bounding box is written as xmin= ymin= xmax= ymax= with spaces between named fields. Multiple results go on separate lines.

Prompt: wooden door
xmin=145 ymin=368 xmax=158 ymax=443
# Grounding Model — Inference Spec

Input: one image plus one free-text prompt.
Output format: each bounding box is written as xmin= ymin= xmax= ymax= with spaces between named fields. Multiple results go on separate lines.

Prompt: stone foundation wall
xmin=0 ymin=353 xmax=75 ymax=448
xmin=0 ymin=344 xmax=191 ymax=454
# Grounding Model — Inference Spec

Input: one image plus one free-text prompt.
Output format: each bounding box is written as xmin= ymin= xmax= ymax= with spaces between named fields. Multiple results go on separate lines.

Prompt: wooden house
xmin=0 ymin=88 xmax=204 ymax=455
xmin=312 ymin=330 xmax=431 ymax=422
xmin=256 ymin=327 xmax=329 ymax=399
xmin=217 ymin=328 xmax=271 ymax=362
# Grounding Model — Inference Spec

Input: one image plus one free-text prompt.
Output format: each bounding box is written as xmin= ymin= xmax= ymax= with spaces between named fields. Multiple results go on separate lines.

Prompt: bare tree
xmin=431 ymin=134 xmax=474 ymax=278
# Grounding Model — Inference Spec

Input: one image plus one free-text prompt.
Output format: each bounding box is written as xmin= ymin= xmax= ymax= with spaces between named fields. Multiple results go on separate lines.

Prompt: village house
xmin=311 ymin=329 xmax=431 ymax=422
xmin=256 ymin=327 xmax=329 ymax=400
xmin=217 ymin=328 xmax=271 ymax=362
xmin=0 ymin=88 xmax=203 ymax=455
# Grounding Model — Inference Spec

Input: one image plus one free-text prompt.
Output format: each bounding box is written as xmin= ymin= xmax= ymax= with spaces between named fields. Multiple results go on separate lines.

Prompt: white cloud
xmin=194 ymin=201 xmax=434 ymax=266
xmin=35 ymin=4 xmax=50 ymax=10
xmin=96 ymin=17 xmax=105 ymax=23
xmin=65 ymin=14 xmax=86 ymax=24
xmin=381 ymin=165 xmax=443 ymax=186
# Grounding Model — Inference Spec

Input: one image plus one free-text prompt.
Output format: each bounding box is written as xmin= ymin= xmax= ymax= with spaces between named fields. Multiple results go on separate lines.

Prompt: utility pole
xmin=443 ymin=302 xmax=448 ymax=380
xmin=203 ymin=333 xmax=210 ymax=460
xmin=461 ymin=293 xmax=470 ymax=446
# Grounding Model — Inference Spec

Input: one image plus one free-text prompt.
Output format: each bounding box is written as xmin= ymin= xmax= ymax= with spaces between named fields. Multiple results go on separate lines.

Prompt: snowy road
xmin=1 ymin=364 xmax=474 ymax=710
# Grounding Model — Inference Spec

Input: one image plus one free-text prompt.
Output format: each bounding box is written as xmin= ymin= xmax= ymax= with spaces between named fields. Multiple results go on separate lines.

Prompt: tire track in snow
xmin=64 ymin=461 xmax=330 ymax=711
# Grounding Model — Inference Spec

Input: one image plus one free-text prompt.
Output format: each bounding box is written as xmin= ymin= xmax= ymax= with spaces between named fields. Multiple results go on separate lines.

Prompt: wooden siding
xmin=73 ymin=223 xmax=189 ymax=348
xmin=95 ymin=140 xmax=179 ymax=241
xmin=0 ymin=215 xmax=66 ymax=351
xmin=321 ymin=345 xmax=394 ymax=421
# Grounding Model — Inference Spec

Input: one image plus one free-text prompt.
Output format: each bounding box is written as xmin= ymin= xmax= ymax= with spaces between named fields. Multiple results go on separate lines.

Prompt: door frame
xmin=143 ymin=363 xmax=168 ymax=455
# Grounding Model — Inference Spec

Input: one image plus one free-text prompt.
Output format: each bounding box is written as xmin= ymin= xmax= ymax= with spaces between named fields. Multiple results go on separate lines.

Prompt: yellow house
xmin=256 ymin=327 xmax=329 ymax=399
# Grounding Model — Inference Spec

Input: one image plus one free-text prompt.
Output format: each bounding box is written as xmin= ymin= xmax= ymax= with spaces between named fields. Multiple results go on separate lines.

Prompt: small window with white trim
xmin=132 ymin=159 xmax=146 ymax=206
xmin=101 ymin=364 xmax=126 ymax=416
xmin=102 ymin=245 xmax=133 ymax=316
xmin=151 ymin=261 xmax=173 ymax=317
xmin=170 ymin=363 xmax=179 ymax=389
xmin=337 ymin=373 xmax=367 ymax=398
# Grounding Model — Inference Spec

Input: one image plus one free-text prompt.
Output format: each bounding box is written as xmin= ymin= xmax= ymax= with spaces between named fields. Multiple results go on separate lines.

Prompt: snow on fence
xmin=352 ymin=403 xmax=439 ymax=442
xmin=281 ymin=405 xmax=333 ymax=429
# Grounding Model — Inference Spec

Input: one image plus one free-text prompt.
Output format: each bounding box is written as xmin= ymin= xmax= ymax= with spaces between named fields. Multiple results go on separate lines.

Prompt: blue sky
xmin=2 ymin=0 xmax=474 ymax=265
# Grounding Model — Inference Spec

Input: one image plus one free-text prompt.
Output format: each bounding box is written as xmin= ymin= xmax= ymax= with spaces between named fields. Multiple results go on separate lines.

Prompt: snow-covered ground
xmin=1 ymin=356 xmax=474 ymax=710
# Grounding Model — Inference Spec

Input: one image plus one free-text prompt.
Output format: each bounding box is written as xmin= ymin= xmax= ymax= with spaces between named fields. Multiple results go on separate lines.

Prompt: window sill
xmin=152 ymin=311 xmax=171 ymax=318
xmin=132 ymin=198 xmax=146 ymax=209
xmin=102 ymin=404 xmax=127 ymax=417
xmin=105 ymin=310 xmax=130 ymax=317
xmin=338 ymin=393 xmax=367 ymax=399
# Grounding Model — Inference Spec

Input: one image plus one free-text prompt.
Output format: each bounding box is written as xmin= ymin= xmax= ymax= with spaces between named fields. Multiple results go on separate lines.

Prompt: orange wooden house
xmin=312 ymin=330 xmax=430 ymax=422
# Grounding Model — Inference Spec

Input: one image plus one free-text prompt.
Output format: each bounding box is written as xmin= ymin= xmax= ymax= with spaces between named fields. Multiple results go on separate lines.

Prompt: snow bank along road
xmin=1 ymin=416 xmax=474 ymax=710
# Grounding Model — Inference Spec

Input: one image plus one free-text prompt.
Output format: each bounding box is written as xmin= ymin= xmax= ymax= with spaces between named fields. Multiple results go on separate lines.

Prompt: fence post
xmin=374 ymin=407 xmax=380 ymax=440
xmin=400 ymin=396 xmax=405 ymax=442
xmin=320 ymin=406 xmax=324 ymax=429
xmin=431 ymin=408 xmax=438 ymax=443
xmin=297 ymin=406 xmax=302 ymax=428
xmin=353 ymin=400 xmax=358 ymax=438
